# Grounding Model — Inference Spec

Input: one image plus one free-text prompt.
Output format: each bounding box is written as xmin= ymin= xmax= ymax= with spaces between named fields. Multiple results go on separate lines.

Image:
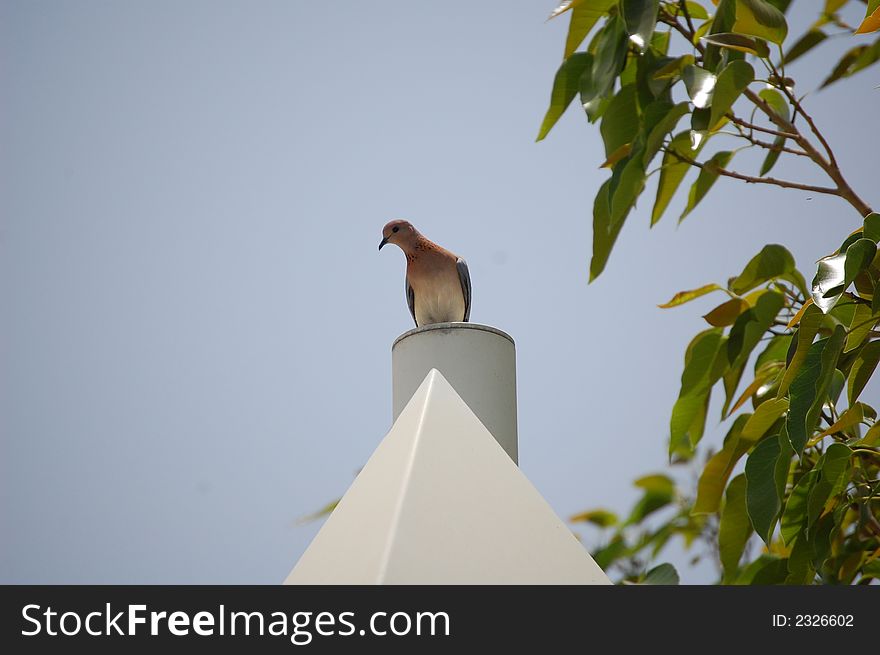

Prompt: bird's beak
xmin=378 ymin=236 xmax=389 ymax=251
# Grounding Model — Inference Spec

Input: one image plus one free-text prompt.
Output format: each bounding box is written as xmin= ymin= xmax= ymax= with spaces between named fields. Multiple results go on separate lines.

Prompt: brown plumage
xmin=379 ymin=220 xmax=471 ymax=327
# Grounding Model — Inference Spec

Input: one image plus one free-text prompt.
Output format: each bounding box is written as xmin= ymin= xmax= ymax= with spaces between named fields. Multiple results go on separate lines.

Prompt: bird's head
xmin=379 ymin=219 xmax=418 ymax=251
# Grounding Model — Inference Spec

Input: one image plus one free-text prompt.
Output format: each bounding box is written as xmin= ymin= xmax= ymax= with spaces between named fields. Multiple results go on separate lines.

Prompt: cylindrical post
xmin=391 ymin=322 xmax=518 ymax=463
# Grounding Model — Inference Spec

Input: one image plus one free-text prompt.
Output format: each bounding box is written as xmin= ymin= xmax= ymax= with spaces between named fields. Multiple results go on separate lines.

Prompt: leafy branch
xmin=661 ymin=145 xmax=841 ymax=196
xmin=539 ymin=0 xmax=880 ymax=585
xmin=661 ymin=1 xmax=873 ymax=217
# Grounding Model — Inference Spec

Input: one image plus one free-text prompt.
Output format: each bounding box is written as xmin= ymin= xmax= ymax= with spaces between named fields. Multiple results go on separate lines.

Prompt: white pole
xmin=391 ymin=323 xmax=518 ymax=463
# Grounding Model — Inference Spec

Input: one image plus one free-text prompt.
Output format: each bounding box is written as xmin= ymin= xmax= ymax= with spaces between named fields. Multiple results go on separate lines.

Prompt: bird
xmin=379 ymin=220 xmax=471 ymax=327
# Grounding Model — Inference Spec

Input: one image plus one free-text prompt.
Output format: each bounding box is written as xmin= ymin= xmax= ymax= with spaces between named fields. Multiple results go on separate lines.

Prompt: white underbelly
xmin=414 ymin=286 xmax=465 ymax=326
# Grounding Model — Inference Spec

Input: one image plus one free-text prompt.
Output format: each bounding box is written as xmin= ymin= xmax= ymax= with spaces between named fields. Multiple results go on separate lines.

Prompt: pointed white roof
xmin=285 ymin=369 xmax=610 ymax=584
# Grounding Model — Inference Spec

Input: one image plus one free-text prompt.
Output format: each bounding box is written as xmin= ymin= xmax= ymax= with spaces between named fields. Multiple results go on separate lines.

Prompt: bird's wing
xmin=405 ymin=276 xmax=417 ymax=327
xmin=456 ymin=258 xmax=471 ymax=322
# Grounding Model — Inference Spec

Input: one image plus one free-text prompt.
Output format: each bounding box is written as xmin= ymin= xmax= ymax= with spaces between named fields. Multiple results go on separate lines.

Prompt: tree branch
xmin=732 ymin=124 xmax=811 ymax=158
xmin=725 ymin=114 xmax=798 ymax=140
xmin=766 ymin=58 xmax=839 ymax=168
xmin=662 ymin=147 xmax=840 ymax=196
xmin=659 ymin=11 xmax=874 ymax=218
xmin=743 ymin=87 xmax=874 ymax=216
xmin=677 ymin=0 xmax=697 ymax=39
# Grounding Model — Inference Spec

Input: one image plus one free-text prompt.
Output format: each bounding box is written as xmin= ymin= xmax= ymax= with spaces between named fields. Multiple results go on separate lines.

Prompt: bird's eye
xmin=392 ymin=226 xmax=399 ymax=233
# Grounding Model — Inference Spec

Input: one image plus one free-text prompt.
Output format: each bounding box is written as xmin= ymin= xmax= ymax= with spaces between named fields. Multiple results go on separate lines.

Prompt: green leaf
xmin=815 ymin=402 xmax=866 ymax=439
xmin=774 ymin=426 xmax=794 ymax=514
xmin=592 ymin=534 xmax=627 ymax=569
xmin=745 ymin=436 xmax=782 ymax=544
xmin=547 ymin=0 xmax=585 ymax=20
xmin=807 ymin=444 xmax=852 ymax=528
xmin=785 ymin=325 xmax=846 ymax=455
xmin=820 ymin=47 xmax=863 ymax=89
xmin=759 ymin=137 xmax=784 ymax=176
xmin=620 ymin=50 xmax=639 ymax=86
xmin=641 ymin=562 xmax=680 ymax=585
xmin=752 ymin=557 xmax=792 ymax=584
xmin=859 ymin=422 xmax=880 ymax=446
xmin=650 ymin=30 xmax=670 ymax=55
xmin=563 ymin=1 xmax=617 ymax=58
xmin=849 ymin=36 xmax=880 ymax=74
xmin=727 ymin=290 xmax=786 ymax=368
xmin=600 ymin=85 xmax=640 ymax=158
xmin=664 ymin=1 xmax=710 ymax=21
xmin=693 ymin=414 xmax=752 ymax=514
xmin=703 ymin=297 xmax=750 ymax=327
xmin=757 ymin=333 xmax=792 ymax=369
xmin=674 ymin=1 xmax=710 ymax=20
xmin=670 ymin=329 xmax=727 ymax=456
xmin=737 ymin=554 xmax=788 ymax=584
xmin=863 ymin=212 xmax=880 ymax=242
xmin=756 ymin=88 xmax=789 ymax=175
xmin=570 ymin=508 xmax=619 ymax=527
xmin=828 ymin=367 xmax=845 ymax=408
xmin=843 ymin=238 xmax=877 ymax=289
xmin=298 ymin=498 xmax=339 ymax=524
xmin=537 ymin=52 xmax=593 ymax=141
xmin=778 ymin=303 xmax=822 ymax=396
xmin=848 ymin=341 xmax=880 ymax=404
xmin=758 ymin=88 xmax=789 ymax=121
xmin=590 ymin=180 xmax=624 ymax=281
xmin=806 ymin=510 xmax=837 ymax=574
xmin=704 ymin=0 xmax=738 ymax=72
xmin=845 ymin=303 xmax=875 ymax=353
xmin=652 ymin=131 xmax=703 ymax=225
xmin=682 ymin=65 xmax=716 ymax=109
xmin=721 ymin=358 xmax=748 ymax=417
xmin=627 ymin=474 xmax=676 ymax=524
xmin=821 ymin=39 xmax=880 ymax=88
xmin=689 ymin=107 xmax=711 ymax=149
xmin=783 ymin=29 xmax=827 ymax=65
xmin=685 ymin=1 xmax=710 ymax=20
xmin=634 ymin=473 xmax=676 ymax=494
xmin=709 ymin=60 xmax=754 ymax=131
xmin=829 ymin=300 xmax=856 ymax=332
xmin=730 ymin=244 xmax=796 ymax=295
xmin=680 ymin=150 xmax=734 ymax=221
xmin=785 ymin=534 xmax=814 ymax=584
xmin=780 ymin=468 xmax=816 ymax=545
xmin=643 ymin=102 xmax=689 ymax=165
xmin=700 ymin=32 xmax=770 ymax=58
xmin=838 ymin=230 xmax=865 ymax=255
xmin=740 ymin=397 xmax=788 ymax=442
xmin=727 ymin=367 xmax=766 ymax=416
xmin=719 ymin=474 xmax=753 ymax=582
xmin=658 ymin=283 xmax=726 ymax=308
xmin=653 ymin=54 xmax=695 ymax=80
xmin=609 ymin=150 xmax=647 ymax=228
xmin=860 ymin=559 xmax=880 ymax=581
xmin=733 ymin=0 xmax=788 ymax=45
xmin=622 ymin=0 xmax=660 ymax=53
xmin=581 ymin=15 xmax=628 ymax=120
xmin=635 ymin=48 xmax=673 ymax=107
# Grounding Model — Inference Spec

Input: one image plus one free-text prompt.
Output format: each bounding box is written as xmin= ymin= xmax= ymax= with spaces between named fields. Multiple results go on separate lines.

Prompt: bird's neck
xmin=401 ymin=233 xmax=435 ymax=258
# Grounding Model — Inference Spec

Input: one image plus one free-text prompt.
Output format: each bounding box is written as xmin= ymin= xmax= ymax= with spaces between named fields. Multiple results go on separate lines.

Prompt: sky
xmin=2 ymin=1 xmax=877 ymax=584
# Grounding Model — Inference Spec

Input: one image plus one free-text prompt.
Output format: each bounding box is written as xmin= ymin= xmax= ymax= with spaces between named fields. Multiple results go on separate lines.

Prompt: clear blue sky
xmin=2 ymin=1 xmax=876 ymax=583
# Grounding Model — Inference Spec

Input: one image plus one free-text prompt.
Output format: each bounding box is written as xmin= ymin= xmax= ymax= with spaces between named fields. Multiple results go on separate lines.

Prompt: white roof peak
xmin=285 ymin=369 xmax=610 ymax=585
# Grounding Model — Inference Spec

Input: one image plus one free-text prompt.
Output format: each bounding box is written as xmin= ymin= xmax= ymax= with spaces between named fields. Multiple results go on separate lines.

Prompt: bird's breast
xmin=407 ymin=261 xmax=466 ymax=326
